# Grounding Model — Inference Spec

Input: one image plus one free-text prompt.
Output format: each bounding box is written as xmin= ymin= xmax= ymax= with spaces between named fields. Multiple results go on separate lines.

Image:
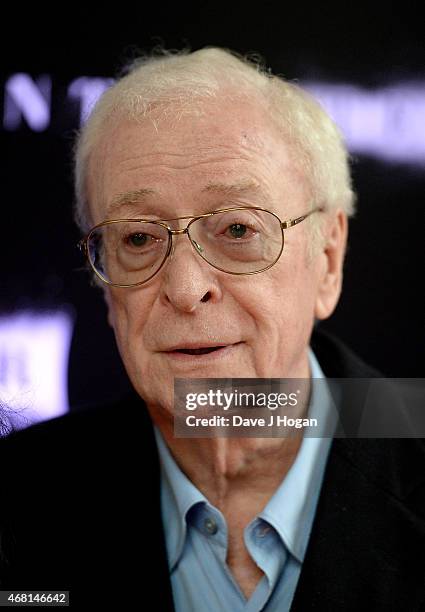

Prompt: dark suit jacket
xmin=1 ymin=330 xmax=425 ymax=610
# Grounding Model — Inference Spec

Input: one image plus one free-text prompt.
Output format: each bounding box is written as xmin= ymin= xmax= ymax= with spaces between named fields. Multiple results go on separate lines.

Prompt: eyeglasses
xmin=78 ymin=206 xmax=324 ymax=288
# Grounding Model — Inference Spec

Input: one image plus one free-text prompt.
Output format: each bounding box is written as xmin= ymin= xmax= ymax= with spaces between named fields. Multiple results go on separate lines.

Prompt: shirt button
xmin=204 ymin=517 xmax=218 ymax=535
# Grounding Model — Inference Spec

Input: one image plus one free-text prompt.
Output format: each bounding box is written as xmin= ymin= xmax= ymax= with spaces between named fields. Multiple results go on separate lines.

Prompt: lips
xmin=174 ymin=347 xmax=223 ymax=355
xmin=159 ymin=342 xmax=240 ymax=363
xmin=161 ymin=342 xmax=241 ymax=356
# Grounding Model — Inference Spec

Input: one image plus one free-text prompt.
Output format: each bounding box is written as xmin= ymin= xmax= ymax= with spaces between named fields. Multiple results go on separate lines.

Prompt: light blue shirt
xmin=154 ymin=350 xmax=336 ymax=611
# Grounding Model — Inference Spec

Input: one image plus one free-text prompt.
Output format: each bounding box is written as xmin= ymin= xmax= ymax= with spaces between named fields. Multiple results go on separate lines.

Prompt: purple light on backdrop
xmin=0 ymin=311 xmax=74 ymax=427
xmin=68 ymin=76 xmax=115 ymax=124
xmin=2 ymin=73 xmax=425 ymax=164
xmin=3 ymin=73 xmax=51 ymax=131
xmin=304 ymin=82 xmax=425 ymax=164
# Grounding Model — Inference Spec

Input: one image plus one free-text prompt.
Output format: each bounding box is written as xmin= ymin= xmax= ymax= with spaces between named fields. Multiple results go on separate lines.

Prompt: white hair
xmin=73 ymin=46 xmax=356 ymax=251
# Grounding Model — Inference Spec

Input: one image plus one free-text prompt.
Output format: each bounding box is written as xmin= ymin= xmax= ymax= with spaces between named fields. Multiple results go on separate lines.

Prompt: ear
xmin=314 ymin=209 xmax=348 ymax=320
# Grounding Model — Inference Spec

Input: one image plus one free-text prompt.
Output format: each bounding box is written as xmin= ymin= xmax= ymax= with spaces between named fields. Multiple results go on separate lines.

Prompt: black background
xmin=1 ymin=2 xmax=424 ymax=409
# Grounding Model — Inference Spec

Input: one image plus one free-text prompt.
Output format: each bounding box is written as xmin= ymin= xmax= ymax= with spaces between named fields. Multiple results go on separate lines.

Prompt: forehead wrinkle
xmin=99 ymin=129 xmax=284 ymax=220
xmin=105 ymin=154 xmax=256 ymax=181
xmin=111 ymin=135 xmax=263 ymax=165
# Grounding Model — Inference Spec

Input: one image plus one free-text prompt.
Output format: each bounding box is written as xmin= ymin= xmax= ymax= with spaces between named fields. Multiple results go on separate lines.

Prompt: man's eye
xmin=228 ymin=223 xmax=247 ymax=238
xmin=224 ymin=223 xmax=256 ymax=239
xmin=127 ymin=233 xmax=149 ymax=247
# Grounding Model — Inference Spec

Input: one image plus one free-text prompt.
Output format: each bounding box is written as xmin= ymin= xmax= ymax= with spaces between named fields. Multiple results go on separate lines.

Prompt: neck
xmin=157 ymin=430 xmax=304 ymax=513
xmin=150 ymin=353 xmax=312 ymax=513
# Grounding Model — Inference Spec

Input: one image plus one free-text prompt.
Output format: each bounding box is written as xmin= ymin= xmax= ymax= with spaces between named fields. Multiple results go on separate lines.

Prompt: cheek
xmin=106 ymin=290 xmax=153 ymax=359
xmin=249 ymin=263 xmax=318 ymax=338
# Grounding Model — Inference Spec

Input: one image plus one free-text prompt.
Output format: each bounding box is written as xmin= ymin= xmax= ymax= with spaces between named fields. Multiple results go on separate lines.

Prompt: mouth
xmin=161 ymin=342 xmax=241 ymax=361
xmin=173 ymin=346 xmax=224 ymax=355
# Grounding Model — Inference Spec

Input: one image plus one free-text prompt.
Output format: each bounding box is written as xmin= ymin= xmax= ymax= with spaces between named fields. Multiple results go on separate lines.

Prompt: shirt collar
xmin=154 ymin=426 xmax=207 ymax=570
xmin=154 ymin=348 xmax=336 ymax=569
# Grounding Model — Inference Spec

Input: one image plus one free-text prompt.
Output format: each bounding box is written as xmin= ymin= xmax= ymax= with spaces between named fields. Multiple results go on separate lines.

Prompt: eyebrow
xmin=105 ymin=179 xmax=266 ymax=219
xmin=105 ymin=188 xmax=158 ymax=218
xmin=201 ymin=179 xmax=261 ymax=196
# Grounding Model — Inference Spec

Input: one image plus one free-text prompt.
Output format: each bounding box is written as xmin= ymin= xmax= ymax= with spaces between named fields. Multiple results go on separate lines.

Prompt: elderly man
xmin=1 ymin=48 xmax=424 ymax=611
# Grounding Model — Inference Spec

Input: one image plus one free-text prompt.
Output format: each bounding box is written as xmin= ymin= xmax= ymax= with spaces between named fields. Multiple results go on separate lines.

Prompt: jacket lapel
xmin=291 ymin=437 xmax=425 ymax=610
xmin=291 ymin=329 xmax=425 ymax=609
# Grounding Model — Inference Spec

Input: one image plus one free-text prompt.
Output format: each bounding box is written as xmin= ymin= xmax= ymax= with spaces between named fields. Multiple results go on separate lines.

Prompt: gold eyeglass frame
xmin=78 ymin=205 xmax=324 ymax=288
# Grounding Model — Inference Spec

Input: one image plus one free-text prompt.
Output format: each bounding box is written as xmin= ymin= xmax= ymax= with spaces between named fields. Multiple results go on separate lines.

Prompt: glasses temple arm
xmin=281 ymin=207 xmax=324 ymax=229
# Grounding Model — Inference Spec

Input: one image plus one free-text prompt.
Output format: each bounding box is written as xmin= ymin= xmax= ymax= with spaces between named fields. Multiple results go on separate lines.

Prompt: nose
xmin=159 ymin=233 xmax=222 ymax=313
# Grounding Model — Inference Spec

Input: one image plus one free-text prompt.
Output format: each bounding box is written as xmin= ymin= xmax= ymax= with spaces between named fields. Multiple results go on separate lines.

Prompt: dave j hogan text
xmin=185 ymin=414 xmax=318 ymax=429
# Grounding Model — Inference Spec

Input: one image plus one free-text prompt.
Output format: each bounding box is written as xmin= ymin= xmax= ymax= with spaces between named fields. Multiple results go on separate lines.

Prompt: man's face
xmin=87 ymin=97 xmax=343 ymax=423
